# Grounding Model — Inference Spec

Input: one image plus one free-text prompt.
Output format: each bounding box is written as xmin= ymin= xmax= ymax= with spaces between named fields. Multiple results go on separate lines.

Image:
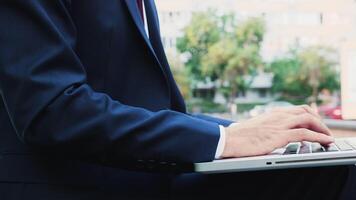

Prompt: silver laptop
xmin=195 ymin=137 xmax=356 ymax=174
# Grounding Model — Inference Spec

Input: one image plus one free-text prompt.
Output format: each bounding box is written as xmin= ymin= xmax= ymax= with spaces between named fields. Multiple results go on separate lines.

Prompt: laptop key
xmin=299 ymin=142 xmax=312 ymax=154
xmin=284 ymin=143 xmax=300 ymax=155
xmin=325 ymin=144 xmax=339 ymax=152
xmin=335 ymin=141 xmax=353 ymax=151
xmin=311 ymin=143 xmax=325 ymax=153
xmin=270 ymin=148 xmax=286 ymax=155
xmin=345 ymin=139 xmax=356 ymax=150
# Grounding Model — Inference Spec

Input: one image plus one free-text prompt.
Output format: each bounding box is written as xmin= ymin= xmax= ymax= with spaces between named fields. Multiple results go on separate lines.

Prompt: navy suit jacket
xmin=0 ymin=0 xmax=232 ymax=184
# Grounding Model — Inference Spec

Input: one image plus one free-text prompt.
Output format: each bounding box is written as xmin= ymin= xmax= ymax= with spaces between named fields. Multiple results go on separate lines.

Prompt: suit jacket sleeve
xmin=192 ymin=114 xmax=233 ymax=127
xmin=0 ymin=0 xmax=220 ymax=169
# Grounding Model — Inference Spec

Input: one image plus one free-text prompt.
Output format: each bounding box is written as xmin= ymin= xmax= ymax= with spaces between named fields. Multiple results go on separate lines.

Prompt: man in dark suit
xmin=0 ymin=0 xmax=353 ymax=199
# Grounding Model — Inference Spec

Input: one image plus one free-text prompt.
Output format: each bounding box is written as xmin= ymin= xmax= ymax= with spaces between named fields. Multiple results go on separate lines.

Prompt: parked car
xmin=249 ymin=101 xmax=293 ymax=117
xmin=318 ymin=105 xmax=342 ymax=120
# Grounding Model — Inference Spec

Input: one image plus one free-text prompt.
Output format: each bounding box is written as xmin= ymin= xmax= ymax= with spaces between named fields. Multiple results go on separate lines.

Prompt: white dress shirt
xmin=215 ymin=125 xmax=226 ymax=159
xmin=142 ymin=1 xmax=150 ymax=38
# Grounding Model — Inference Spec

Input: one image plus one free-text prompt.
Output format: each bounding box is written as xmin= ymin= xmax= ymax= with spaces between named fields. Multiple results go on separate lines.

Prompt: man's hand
xmin=221 ymin=105 xmax=335 ymax=158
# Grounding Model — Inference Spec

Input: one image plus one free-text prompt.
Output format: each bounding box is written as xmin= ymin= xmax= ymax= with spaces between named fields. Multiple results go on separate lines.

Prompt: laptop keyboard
xmin=272 ymin=138 xmax=356 ymax=155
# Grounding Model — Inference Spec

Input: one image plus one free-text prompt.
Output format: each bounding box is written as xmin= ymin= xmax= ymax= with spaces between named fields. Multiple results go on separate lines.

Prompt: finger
xmin=286 ymin=113 xmax=332 ymax=136
xmin=289 ymin=113 xmax=332 ymax=135
xmin=285 ymin=129 xmax=335 ymax=145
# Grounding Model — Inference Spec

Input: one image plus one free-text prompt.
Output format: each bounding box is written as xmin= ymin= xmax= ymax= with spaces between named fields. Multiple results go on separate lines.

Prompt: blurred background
xmin=155 ymin=0 xmax=356 ymax=135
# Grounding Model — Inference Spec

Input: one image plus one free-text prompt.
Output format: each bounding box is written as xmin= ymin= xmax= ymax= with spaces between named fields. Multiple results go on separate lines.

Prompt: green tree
xmin=235 ymin=17 xmax=265 ymax=48
xmin=269 ymin=54 xmax=309 ymax=104
xmin=298 ymin=46 xmax=339 ymax=103
xmin=167 ymin=52 xmax=192 ymax=99
xmin=270 ymin=46 xmax=340 ymax=104
xmin=176 ymin=11 xmax=221 ymax=81
xmin=201 ymin=17 xmax=265 ymax=101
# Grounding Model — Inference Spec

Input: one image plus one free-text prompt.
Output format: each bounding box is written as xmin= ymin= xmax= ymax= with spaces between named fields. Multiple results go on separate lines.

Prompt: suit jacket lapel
xmin=145 ymin=0 xmax=163 ymax=53
xmin=124 ymin=0 xmax=171 ymax=95
xmin=145 ymin=0 xmax=173 ymax=74
xmin=124 ymin=0 xmax=160 ymax=65
xmin=145 ymin=0 xmax=186 ymax=109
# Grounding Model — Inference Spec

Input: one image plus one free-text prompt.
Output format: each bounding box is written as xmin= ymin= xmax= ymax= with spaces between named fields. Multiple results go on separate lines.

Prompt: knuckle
xmin=310 ymin=115 xmax=322 ymax=125
xmin=297 ymin=128 xmax=310 ymax=137
xmin=280 ymin=135 xmax=290 ymax=144
xmin=300 ymin=105 xmax=311 ymax=112
xmin=302 ymin=113 xmax=314 ymax=121
xmin=296 ymin=107 xmax=304 ymax=113
xmin=282 ymin=139 xmax=290 ymax=146
xmin=298 ymin=128 xmax=308 ymax=134
xmin=301 ymin=104 xmax=310 ymax=109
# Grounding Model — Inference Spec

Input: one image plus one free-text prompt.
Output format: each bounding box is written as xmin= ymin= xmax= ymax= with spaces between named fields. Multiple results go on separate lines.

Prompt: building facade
xmin=156 ymin=0 xmax=356 ymax=62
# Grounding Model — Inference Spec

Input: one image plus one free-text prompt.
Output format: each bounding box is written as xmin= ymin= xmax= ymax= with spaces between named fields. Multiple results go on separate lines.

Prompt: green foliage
xmin=298 ymin=46 xmax=340 ymax=102
xmin=167 ymin=53 xmax=192 ymax=99
xmin=269 ymin=55 xmax=311 ymax=99
xmin=176 ymin=11 xmax=221 ymax=80
xmin=270 ymin=46 xmax=340 ymax=104
xmin=177 ymin=11 xmax=266 ymax=101
xmin=172 ymin=68 xmax=192 ymax=99
xmin=174 ymin=10 xmax=340 ymax=111
xmin=236 ymin=103 xmax=262 ymax=113
xmin=186 ymin=99 xmax=227 ymax=113
xmin=235 ymin=17 xmax=265 ymax=48
xmin=204 ymin=17 xmax=265 ymax=100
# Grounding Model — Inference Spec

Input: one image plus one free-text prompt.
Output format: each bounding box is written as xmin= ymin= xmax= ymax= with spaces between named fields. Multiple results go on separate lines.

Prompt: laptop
xmin=195 ymin=138 xmax=356 ymax=173
xmin=195 ymin=48 xmax=356 ymax=174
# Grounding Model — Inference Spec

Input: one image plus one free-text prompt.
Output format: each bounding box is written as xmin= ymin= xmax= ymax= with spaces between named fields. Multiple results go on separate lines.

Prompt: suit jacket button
xmin=136 ymin=160 xmax=145 ymax=169
xmin=147 ymin=162 xmax=155 ymax=170
xmin=170 ymin=163 xmax=177 ymax=168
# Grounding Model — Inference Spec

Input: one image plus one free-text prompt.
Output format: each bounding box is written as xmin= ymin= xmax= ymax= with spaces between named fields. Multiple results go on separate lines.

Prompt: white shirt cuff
xmin=215 ymin=125 xmax=226 ymax=159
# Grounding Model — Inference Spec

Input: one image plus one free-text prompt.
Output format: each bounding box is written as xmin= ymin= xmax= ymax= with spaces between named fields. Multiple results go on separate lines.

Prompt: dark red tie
xmin=136 ymin=0 xmax=144 ymax=22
